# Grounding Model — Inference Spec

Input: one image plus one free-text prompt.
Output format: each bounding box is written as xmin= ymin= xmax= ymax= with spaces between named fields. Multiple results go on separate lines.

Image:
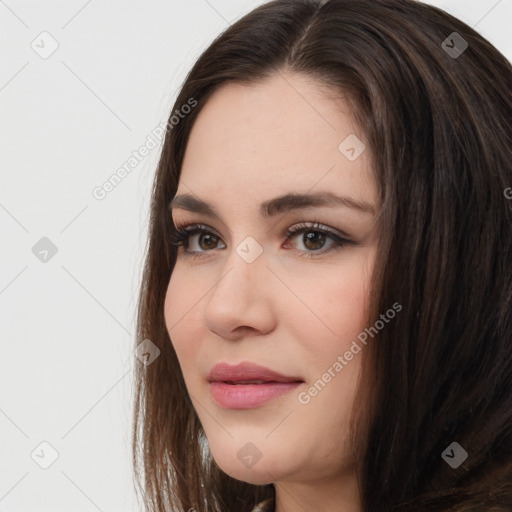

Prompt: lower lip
xmin=210 ymin=381 xmax=302 ymax=409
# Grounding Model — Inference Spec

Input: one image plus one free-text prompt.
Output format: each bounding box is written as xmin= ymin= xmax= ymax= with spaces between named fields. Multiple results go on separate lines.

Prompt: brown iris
xmin=198 ymin=233 xmax=219 ymax=251
xmin=302 ymin=231 xmax=326 ymax=251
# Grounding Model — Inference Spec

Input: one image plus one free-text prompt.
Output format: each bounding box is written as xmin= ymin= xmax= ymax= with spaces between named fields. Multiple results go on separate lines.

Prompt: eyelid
xmin=172 ymin=222 xmax=223 ymax=241
xmin=287 ymin=220 xmax=353 ymax=241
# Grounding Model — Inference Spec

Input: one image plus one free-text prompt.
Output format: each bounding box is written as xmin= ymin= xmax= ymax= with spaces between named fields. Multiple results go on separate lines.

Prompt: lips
xmin=207 ymin=361 xmax=303 ymax=384
xmin=225 ymin=380 xmax=271 ymax=384
xmin=207 ymin=362 xmax=304 ymax=409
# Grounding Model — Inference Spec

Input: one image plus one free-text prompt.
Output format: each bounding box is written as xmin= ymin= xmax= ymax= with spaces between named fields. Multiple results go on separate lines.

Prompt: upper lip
xmin=207 ymin=361 xmax=303 ymax=383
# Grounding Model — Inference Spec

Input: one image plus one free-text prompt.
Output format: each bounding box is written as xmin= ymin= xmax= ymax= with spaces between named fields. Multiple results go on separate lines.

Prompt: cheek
xmin=331 ymin=270 xmax=370 ymax=337
xmin=289 ymin=253 xmax=373 ymax=341
xmin=281 ymin=251 xmax=374 ymax=386
xmin=163 ymin=269 xmax=204 ymax=372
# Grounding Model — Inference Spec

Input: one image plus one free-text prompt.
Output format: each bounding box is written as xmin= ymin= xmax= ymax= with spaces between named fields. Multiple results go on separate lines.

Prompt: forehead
xmin=178 ymin=72 xmax=377 ymax=211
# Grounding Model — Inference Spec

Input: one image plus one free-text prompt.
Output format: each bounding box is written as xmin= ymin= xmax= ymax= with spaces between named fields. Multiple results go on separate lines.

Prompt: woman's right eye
xmin=169 ymin=224 xmax=225 ymax=257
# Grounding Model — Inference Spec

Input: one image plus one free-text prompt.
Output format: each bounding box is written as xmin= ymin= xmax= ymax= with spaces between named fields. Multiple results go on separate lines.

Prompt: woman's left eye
xmin=168 ymin=221 xmax=355 ymax=259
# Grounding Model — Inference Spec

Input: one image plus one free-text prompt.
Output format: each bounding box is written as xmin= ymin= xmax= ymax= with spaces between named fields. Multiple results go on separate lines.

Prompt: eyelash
xmin=168 ymin=220 xmax=355 ymax=259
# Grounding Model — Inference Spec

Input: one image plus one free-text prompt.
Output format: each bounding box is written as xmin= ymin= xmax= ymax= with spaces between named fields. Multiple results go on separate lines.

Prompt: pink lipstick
xmin=207 ymin=361 xmax=303 ymax=409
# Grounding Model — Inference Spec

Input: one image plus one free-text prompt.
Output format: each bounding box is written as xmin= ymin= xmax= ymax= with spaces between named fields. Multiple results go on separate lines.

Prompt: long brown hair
xmin=132 ymin=1 xmax=512 ymax=510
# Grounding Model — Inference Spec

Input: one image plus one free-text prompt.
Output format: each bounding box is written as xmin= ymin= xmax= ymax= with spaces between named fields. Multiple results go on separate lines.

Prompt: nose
xmin=203 ymin=244 xmax=276 ymax=340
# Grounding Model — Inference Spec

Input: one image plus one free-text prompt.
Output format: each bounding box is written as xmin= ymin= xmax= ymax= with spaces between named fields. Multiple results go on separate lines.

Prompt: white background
xmin=1 ymin=1 xmax=510 ymax=510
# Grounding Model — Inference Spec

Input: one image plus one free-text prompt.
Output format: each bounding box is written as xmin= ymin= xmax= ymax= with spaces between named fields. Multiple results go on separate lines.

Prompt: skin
xmin=164 ymin=71 xmax=380 ymax=512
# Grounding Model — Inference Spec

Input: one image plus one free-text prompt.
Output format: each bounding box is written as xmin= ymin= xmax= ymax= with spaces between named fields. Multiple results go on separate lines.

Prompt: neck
xmin=273 ymin=469 xmax=362 ymax=512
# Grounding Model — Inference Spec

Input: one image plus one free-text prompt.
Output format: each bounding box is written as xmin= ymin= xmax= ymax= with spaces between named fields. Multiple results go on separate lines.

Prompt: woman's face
xmin=164 ymin=72 xmax=379 ymax=486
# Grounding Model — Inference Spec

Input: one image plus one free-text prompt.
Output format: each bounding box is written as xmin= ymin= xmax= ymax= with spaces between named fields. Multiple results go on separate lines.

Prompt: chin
xmin=226 ymin=467 xmax=275 ymax=485
xmin=209 ymin=443 xmax=294 ymax=485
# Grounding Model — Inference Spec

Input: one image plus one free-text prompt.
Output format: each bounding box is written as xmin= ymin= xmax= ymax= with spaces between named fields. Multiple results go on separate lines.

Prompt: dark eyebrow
xmin=169 ymin=191 xmax=376 ymax=219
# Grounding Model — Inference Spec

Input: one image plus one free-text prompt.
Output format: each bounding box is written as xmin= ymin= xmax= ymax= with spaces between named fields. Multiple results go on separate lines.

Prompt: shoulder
xmin=250 ymin=498 xmax=274 ymax=512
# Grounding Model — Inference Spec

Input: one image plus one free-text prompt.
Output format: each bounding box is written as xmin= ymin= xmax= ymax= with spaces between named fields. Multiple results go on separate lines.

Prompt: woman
xmin=132 ymin=1 xmax=512 ymax=511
